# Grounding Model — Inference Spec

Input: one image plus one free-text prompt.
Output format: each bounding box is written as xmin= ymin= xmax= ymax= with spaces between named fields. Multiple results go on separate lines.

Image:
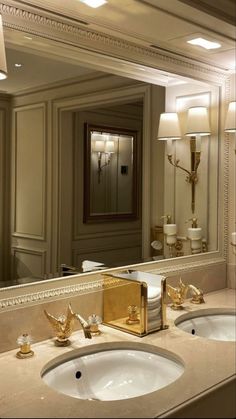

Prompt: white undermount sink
xmin=41 ymin=342 xmax=184 ymax=401
xmin=175 ymin=310 xmax=236 ymax=342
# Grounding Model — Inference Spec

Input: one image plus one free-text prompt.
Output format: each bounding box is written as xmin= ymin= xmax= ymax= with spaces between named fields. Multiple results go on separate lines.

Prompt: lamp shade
xmin=0 ymin=14 xmax=7 ymax=80
xmin=105 ymin=140 xmax=115 ymax=153
xmin=185 ymin=106 xmax=210 ymax=137
xmin=157 ymin=112 xmax=181 ymax=140
xmin=94 ymin=140 xmax=105 ymax=152
xmin=224 ymin=101 xmax=236 ymax=132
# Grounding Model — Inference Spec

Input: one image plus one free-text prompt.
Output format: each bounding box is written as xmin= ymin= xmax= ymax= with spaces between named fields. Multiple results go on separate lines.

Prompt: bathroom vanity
xmin=0 ymin=288 xmax=235 ymax=418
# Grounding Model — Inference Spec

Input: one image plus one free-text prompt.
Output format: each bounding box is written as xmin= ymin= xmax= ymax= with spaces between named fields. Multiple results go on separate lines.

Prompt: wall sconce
xmin=224 ymin=101 xmax=236 ymax=153
xmin=185 ymin=106 xmax=211 ymax=213
xmin=0 ymin=14 xmax=7 ymax=80
xmin=92 ymin=132 xmax=115 ymax=183
xmin=157 ymin=107 xmax=210 ymax=213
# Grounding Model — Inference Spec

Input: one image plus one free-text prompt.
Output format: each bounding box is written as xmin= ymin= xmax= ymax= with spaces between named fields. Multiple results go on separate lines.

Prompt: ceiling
xmin=11 ymin=0 xmax=235 ymax=70
xmin=178 ymin=0 xmax=236 ymax=25
xmin=0 ymin=0 xmax=235 ymax=93
xmin=0 ymin=46 xmax=96 ymax=94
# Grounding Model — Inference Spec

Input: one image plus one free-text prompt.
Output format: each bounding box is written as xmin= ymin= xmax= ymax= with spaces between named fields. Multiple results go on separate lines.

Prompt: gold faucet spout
xmin=187 ymin=284 xmax=205 ymax=304
xmin=167 ymin=278 xmax=204 ymax=309
xmin=44 ymin=303 xmax=92 ymax=346
xmin=75 ymin=313 xmax=92 ymax=339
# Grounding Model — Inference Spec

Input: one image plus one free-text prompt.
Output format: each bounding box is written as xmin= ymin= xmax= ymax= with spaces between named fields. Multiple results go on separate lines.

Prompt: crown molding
xmin=0 ymin=1 xmax=229 ymax=85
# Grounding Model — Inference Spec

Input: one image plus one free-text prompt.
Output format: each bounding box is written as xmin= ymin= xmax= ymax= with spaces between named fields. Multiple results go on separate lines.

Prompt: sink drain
xmin=75 ymin=371 xmax=82 ymax=379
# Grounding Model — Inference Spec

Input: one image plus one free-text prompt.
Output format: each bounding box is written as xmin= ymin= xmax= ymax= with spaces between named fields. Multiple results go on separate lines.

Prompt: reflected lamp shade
xmin=105 ymin=140 xmax=115 ymax=153
xmin=157 ymin=112 xmax=181 ymax=140
xmin=0 ymin=15 xmax=7 ymax=80
xmin=94 ymin=140 xmax=105 ymax=152
xmin=185 ymin=106 xmax=210 ymax=137
xmin=224 ymin=101 xmax=236 ymax=132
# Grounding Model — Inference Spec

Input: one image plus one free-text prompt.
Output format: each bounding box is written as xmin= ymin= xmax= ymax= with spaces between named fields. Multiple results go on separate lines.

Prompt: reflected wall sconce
xmin=224 ymin=101 xmax=236 ymax=153
xmin=92 ymin=132 xmax=115 ymax=183
xmin=0 ymin=14 xmax=7 ymax=80
xmin=157 ymin=107 xmax=210 ymax=213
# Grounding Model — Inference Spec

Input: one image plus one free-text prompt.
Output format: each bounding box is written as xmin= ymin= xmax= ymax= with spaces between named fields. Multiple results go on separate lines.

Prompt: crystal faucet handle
xmin=87 ymin=314 xmax=102 ymax=335
xmin=16 ymin=333 xmax=34 ymax=359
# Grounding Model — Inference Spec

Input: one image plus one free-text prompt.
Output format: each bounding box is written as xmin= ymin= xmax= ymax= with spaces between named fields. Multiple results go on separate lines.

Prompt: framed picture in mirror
xmin=84 ymin=123 xmax=139 ymax=223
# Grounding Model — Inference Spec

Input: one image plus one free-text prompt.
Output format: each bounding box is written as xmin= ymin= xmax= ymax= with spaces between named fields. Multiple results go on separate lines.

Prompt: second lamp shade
xmin=185 ymin=106 xmax=210 ymax=137
xmin=157 ymin=112 xmax=181 ymax=140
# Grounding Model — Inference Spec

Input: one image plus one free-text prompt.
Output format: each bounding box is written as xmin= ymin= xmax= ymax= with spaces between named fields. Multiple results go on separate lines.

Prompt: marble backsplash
xmin=0 ymin=262 xmax=227 ymax=353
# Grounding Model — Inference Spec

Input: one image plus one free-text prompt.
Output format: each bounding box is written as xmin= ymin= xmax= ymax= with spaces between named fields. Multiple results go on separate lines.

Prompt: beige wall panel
xmin=72 ymin=230 xmax=142 ymax=268
xmin=14 ymin=105 xmax=46 ymax=239
xmin=12 ymin=247 xmax=46 ymax=280
xmin=73 ymin=245 xmax=142 ymax=269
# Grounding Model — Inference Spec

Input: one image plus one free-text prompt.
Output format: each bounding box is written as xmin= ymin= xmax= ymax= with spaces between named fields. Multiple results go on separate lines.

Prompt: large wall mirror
xmin=0 ymin=3 xmax=229 ymax=297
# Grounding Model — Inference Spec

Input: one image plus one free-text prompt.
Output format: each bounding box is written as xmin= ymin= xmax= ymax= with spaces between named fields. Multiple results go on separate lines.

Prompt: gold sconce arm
xmin=167 ymin=155 xmax=192 ymax=179
xmin=97 ymin=152 xmax=113 ymax=183
xmin=167 ymin=137 xmax=200 ymax=213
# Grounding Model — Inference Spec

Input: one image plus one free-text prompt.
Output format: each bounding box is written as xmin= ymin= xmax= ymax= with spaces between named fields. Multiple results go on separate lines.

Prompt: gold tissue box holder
xmin=102 ymin=271 xmax=168 ymax=337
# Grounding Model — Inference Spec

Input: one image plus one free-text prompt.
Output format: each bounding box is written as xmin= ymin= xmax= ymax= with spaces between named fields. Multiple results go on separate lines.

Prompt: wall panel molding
xmin=12 ymin=102 xmax=47 ymax=241
xmin=12 ymin=246 xmax=46 ymax=280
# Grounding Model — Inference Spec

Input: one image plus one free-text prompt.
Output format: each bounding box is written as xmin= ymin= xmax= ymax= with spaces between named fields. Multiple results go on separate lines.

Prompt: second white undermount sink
xmin=42 ymin=343 xmax=184 ymax=401
xmin=175 ymin=310 xmax=236 ymax=342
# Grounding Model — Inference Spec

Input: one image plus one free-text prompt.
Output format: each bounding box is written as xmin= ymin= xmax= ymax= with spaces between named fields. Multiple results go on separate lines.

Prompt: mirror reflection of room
xmin=85 ymin=124 xmax=138 ymax=220
xmin=91 ymin=129 xmax=134 ymax=215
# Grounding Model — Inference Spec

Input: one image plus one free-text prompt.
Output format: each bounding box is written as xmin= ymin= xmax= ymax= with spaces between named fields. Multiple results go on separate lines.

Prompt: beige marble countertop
xmin=0 ymin=288 xmax=235 ymax=418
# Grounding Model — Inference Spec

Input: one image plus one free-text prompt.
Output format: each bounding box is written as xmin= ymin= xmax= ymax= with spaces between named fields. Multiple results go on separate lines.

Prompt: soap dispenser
xmin=161 ymin=215 xmax=177 ymax=243
xmin=161 ymin=215 xmax=177 ymax=258
xmin=186 ymin=217 xmax=202 ymax=254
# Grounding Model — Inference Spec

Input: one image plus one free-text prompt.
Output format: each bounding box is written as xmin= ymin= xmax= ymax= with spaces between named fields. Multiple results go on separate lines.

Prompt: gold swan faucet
xmin=44 ymin=303 xmax=92 ymax=346
xmin=167 ymin=278 xmax=205 ymax=310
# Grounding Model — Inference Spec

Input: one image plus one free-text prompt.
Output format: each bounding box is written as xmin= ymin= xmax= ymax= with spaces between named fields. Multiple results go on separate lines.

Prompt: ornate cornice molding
xmin=223 ymin=77 xmax=231 ymax=261
xmin=0 ymin=2 xmax=229 ymax=85
xmin=0 ymin=278 xmax=104 ymax=309
xmin=150 ymin=257 xmax=226 ymax=276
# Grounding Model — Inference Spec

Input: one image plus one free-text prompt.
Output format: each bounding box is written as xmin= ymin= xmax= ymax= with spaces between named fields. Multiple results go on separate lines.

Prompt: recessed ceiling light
xmin=187 ymin=37 xmax=221 ymax=50
xmin=14 ymin=63 xmax=22 ymax=68
xmin=79 ymin=0 xmax=107 ymax=8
